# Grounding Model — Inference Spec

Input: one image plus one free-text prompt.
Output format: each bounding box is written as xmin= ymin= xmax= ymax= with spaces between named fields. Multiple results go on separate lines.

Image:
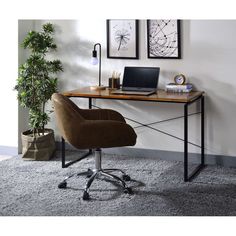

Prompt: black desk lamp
xmin=91 ymin=43 xmax=106 ymax=90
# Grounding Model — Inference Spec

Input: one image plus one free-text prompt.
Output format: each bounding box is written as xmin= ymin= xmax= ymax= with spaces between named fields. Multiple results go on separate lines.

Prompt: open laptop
xmin=111 ymin=66 xmax=160 ymax=96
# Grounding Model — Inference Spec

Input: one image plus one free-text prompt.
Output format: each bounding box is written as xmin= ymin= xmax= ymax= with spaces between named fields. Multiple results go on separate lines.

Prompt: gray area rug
xmin=0 ymin=151 xmax=236 ymax=216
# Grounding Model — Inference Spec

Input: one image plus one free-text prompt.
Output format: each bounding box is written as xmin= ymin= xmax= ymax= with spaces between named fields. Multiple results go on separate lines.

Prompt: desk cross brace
xmin=92 ymin=104 xmax=201 ymax=149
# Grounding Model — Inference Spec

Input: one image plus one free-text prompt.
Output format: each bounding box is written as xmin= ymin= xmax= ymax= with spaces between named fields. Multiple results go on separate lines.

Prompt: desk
xmin=62 ymin=87 xmax=205 ymax=182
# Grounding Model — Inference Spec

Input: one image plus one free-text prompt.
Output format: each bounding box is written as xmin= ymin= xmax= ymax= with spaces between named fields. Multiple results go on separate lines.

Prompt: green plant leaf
xmin=15 ymin=22 xmax=63 ymax=134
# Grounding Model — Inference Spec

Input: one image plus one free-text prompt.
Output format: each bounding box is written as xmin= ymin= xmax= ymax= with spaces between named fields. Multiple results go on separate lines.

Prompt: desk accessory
xmin=174 ymin=74 xmax=186 ymax=85
xmin=110 ymin=66 xmax=159 ymax=96
xmin=91 ymin=43 xmax=106 ymax=90
xmin=108 ymin=71 xmax=120 ymax=89
xmin=166 ymin=83 xmax=192 ymax=93
xmin=166 ymin=74 xmax=192 ymax=93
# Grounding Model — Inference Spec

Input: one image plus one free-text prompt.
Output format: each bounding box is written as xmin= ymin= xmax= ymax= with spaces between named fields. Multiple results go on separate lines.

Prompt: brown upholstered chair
xmin=52 ymin=93 xmax=137 ymax=200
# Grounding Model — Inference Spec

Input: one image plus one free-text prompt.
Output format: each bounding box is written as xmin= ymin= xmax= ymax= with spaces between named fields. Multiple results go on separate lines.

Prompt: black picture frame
xmin=107 ymin=19 xmax=139 ymax=59
xmin=147 ymin=20 xmax=181 ymax=59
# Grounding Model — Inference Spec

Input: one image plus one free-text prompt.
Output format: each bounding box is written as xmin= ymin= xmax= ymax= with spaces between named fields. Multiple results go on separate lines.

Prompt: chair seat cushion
xmin=71 ymin=120 xmax=137 ymax=149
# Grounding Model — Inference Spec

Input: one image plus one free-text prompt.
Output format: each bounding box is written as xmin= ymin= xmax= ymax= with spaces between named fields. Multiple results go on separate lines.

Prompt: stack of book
xmin=165 ymin=83 xmax=193 ymax=93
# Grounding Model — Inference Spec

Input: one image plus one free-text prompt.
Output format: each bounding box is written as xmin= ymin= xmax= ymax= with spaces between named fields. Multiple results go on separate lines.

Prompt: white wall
xmin=0 ymin=20 xmax=26 ymax=149
xmin=17 ymin=20 xmax=35 ymax=152
xmin=27 ymin=19 xmax=236 ymax=157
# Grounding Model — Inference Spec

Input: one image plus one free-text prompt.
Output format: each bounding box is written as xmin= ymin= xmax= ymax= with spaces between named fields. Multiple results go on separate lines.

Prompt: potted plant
xmin=15 ymin=23 xmax=63 ymax=160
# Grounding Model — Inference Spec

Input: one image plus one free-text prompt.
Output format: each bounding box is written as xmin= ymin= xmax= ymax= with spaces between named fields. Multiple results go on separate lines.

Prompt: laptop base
xmin=111 ymin=90 xmax=156 ymax=96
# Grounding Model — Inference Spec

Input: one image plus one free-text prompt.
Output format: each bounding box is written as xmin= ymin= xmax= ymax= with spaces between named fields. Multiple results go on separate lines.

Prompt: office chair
xmin=52 ymin=93 xmax=137 ymax=200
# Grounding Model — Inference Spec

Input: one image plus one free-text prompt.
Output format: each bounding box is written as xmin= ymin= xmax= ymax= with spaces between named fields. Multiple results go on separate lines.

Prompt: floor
xmin=0 ymin=151 xmax=235 ymax=216
xmin=0 ymin=155 xmax=13 ymax=161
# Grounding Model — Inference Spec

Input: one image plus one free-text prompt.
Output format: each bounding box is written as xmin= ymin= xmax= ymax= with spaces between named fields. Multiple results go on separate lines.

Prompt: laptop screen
xmin=122 ymin=67 xmax=160 ymax=89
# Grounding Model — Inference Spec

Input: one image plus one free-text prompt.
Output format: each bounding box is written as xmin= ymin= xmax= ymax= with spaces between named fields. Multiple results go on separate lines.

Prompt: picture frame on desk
xmin=106 ymin=19 xmax=139 ymax=59
xmin=147 ymin=19 xmax=181 ymax=59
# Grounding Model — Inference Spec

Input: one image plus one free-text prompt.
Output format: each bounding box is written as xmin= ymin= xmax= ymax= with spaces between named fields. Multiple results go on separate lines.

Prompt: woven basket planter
xmin=21 ymin=129 xmax=56 ymax=161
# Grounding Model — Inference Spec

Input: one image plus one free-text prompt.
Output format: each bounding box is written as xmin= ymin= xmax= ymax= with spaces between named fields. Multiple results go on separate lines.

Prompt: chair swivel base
xmin=58 ymin=148 xmax=133 ymax=200
xmin=58 ymin=167 xmax=133 ymax=200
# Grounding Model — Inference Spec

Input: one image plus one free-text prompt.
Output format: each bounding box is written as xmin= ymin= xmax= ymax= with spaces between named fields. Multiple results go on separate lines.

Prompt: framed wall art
xmin=106 ymin=19 xmax=139 ymax=59
xmin=147 ymin=20 xmax=181 ymax=59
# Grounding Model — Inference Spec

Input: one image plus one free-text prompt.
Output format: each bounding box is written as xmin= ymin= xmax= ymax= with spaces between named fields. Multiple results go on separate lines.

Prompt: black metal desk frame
xmin=61 ymin=93 xmax=205 ymax=182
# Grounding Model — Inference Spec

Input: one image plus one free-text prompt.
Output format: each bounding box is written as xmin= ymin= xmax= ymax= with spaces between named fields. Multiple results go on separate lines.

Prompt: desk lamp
xmin=91 ymin=43 xmax=106 ymax=90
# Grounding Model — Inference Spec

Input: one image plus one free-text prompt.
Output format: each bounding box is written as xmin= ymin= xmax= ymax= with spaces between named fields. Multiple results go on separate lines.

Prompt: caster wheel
xmin=83 ymin=191 xmax=90 ymax=200
xmin=122 ymin=174 xmax=131 ymax=181
xmin=58 ymin=181 xmax=67 ymax=189
xmin=124 ymin=187 xmax=133 ymax=194
xmin=86 ymin=169 xmax=93 ymax=178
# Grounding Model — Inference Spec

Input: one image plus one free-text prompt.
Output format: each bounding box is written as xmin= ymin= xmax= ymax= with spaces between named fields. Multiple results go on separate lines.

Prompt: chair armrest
xmin=79 ymin=109 xmax=126 ymax=123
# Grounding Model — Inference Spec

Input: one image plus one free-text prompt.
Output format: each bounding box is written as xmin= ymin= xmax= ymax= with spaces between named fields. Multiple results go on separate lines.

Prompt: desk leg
xmin=61 ymin=135 xmax=91 ymax=168
xmin=184 ymin=96 xmax=205 ymax=181
xmin=61 ymin=136 xmax=65 ymax=168
xmin=89 ymin=97 xmax=92 ymax=109
xmin=88 ymin=97 xmax=92 ymax=154
xmin=201 ymin=96 xmax=205 ymax=165
xmin=60 ymin=98 xmax=93 ymax=168
xmin=184 ymin=103 xmax=188 ymax=181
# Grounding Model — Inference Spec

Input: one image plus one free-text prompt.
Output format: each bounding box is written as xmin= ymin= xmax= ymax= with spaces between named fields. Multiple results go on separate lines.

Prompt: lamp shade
xmin=91 ymin=56 xmax=98 ymax=65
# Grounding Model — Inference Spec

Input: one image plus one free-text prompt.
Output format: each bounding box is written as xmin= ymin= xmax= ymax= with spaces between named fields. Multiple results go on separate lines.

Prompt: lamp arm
xmin=94 ymin=43 xmax=101 ymax=86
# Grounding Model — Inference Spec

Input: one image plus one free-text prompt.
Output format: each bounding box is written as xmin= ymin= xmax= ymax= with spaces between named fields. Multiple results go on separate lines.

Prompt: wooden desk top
xmin=63 ymin=87 xmax=204 ymax=103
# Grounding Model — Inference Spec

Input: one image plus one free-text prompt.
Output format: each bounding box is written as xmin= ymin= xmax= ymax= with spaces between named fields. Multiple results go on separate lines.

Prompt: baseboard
xmin=56 ymin=142 xmax=236 ymax=168
xmin=0 ymin=145 xmax=18 ymax=156
xmin=103 ymin=147 xmax=236 ymax=168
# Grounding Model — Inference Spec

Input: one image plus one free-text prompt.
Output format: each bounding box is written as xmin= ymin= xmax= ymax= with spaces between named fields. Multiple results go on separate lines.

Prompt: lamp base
xmin=90 ymin=85 xmax=106 ymax=91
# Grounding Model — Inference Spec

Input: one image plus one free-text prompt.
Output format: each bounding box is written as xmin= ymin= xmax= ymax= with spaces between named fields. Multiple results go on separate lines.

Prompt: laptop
xmin=111 ymin=66 xmax=160 ymax=96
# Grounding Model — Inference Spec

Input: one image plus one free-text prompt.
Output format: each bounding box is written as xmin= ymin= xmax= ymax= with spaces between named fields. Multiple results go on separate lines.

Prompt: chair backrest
xmin=52 ymin=93 xmax=85 ymax=146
